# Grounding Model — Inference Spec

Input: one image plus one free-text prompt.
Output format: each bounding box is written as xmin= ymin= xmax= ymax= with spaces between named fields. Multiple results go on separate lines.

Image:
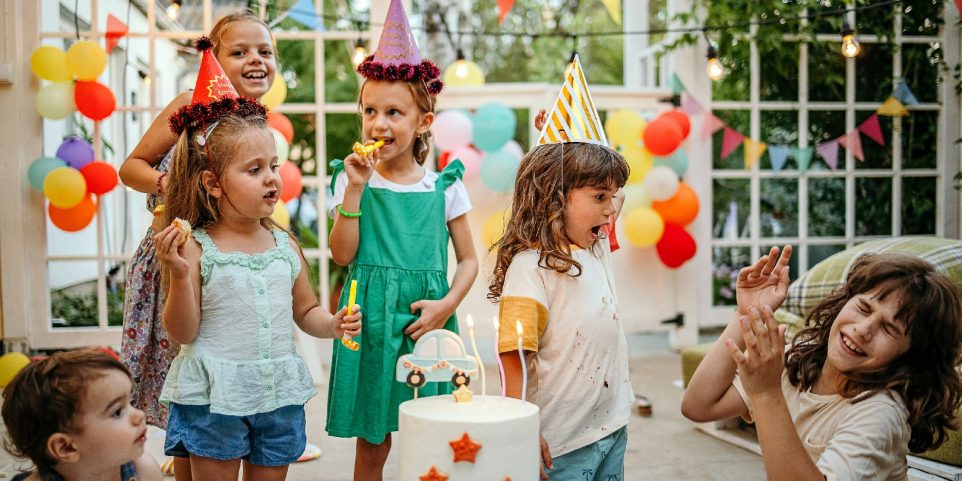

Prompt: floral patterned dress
xmin=122 ymin=150 xmax=179 ymax=429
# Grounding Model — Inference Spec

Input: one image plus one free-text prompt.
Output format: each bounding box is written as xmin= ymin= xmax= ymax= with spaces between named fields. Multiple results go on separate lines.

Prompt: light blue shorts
xmin=164 ymin=403 xmax=306 ymax=466
xmin=546 ymin=426 xmax=628 ymax=481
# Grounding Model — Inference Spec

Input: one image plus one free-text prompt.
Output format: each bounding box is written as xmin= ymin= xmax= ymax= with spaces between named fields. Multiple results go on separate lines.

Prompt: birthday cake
xmin=395 ymin=330 xmax=540 ymax=481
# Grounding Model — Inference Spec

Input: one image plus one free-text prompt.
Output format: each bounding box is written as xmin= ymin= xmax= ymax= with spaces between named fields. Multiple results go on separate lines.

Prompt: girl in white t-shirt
xmin=682 ymin=247 xmax=962 ymax=481
xmin=488 ymin=142 xmax=632 ymax=481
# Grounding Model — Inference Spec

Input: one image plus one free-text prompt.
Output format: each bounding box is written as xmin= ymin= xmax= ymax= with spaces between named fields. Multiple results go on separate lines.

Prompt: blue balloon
xmin=480 ymin=149 xmax=520 ymax=192
xmin=27 ymin=156 xmax=67 ymax=191
xmin=472 ymin=102 xmax=516 ymax=153
xmin=654 ymin=150 xmax=689 ymax=177
xmin=56 ymin=137 xmax=95 ymax=169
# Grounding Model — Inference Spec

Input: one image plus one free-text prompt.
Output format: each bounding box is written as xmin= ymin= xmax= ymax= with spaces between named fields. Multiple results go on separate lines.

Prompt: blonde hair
xmin=358 ymin=79 xmax=436 ymax=165
xmin=487 ymin=143 xmax=629 ymax=301
xmin=209 ymin=10 xmax=273 ymax=58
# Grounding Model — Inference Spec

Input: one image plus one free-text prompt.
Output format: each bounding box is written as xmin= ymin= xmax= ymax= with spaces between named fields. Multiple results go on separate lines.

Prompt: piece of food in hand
xmin=352 ymin=140 xmax=385 ymax=156
xmin=171 ymin=217 xmax=191 ymax=243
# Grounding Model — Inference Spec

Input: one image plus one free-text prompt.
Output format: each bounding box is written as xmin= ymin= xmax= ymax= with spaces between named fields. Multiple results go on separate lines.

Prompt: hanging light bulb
xmin=706 ymin=44 xmax=724 ymax=81
xmin=454 ymin=49 xmax=469 ymax=79
xmin=840 ymin=22 xmax=861 ymax=58
xmin=165 ymin=0 xmax=182 ymax=21
xmin=352 ymin=38 xmax=368 ymax=68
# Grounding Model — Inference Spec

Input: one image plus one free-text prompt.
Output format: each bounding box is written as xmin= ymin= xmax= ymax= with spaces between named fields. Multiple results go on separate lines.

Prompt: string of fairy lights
xmin=159 ymin=0 xmax=903 ymax=82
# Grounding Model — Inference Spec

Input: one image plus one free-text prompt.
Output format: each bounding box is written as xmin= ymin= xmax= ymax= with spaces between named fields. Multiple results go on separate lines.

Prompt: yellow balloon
xmin=605 ymin=109 xmax=646 ymax=151
xmin=43 ymin=167 xmax=87 ymax=209
xmin=36 ymin=82 xmax=76 ymax=119
xmin=66 ymin=41 xmax=107 ymax=81
xmin=443 ymin=60 xmax=486 ymax=87
xmin=0 ymin=352 xmax=30 ymax=388
xmin=622 ymin=183 xmax=652 ymax=211
xmin=271 ymin=201 xmax=290 ymax=229
xmin=481 ymin=210 xmax=509 ymax=249
xmin=623 ymin=146 xmax=653 ymax=185
xmin=624 ymin=206 xmax=665 ymax=248
xmin=31 ymin=46 xmax=70 ymax=82
xmin=261 ymin=76 xmax=287 ymax=110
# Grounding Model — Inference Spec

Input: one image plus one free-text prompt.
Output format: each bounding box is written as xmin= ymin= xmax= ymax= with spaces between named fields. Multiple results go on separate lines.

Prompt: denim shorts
xmin=164 ymin=403 xmax=306 ymax=466
xmin=546 ymin=426 xmax=628 ymax=481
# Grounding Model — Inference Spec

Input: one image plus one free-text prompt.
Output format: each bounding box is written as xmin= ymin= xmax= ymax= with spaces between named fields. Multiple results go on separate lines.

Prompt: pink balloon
xmin=449 ymin=147 xmax=482 ymax=180
xmin=432 ymin=111 xmax=474 ymax=152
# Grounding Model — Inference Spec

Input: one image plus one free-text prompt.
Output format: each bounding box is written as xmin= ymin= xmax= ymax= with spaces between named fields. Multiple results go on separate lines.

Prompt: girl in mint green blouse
xmin=154 ymin=98 xmax=362 ymax=480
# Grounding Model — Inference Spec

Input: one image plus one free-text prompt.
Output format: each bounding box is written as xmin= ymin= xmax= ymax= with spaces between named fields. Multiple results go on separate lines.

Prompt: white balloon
xmin=272 ymin=128 xmax=290 ymax=164
xmin=432 ymin=110 xmax=474 ymax=152
xmin=501 ymin=140 xmax=524 ymax=160
xmin=643 ymin=166 xmax=680 ymax=201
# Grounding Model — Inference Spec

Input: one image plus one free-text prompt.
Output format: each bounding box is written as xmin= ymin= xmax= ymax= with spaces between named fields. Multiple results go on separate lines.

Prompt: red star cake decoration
xmin=449 ymin=432 xmax=482 ymax=463
xmin=418 ymin=465 xmax=448 ymax=481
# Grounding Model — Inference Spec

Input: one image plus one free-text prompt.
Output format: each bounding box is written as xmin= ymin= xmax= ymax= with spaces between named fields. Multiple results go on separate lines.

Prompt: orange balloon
xmin=651 ymin=182 xmax=699 ymax=226
xmin=80 ymin=161 xmax=118 ymax=195
xmin=74 ymin=81 xmax=116 ymax=121
xmin=49 ymin=195 xmax=96 ymax=232
xmin=279 ymin=162 xmax=303 ymax=203
xmin=267 ymin=112 xmax=294 ymax=143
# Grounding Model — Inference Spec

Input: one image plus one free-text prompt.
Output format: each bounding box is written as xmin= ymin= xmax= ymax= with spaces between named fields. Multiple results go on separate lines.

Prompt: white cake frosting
xmin=398 ymin=394 xmax=540 ymax=481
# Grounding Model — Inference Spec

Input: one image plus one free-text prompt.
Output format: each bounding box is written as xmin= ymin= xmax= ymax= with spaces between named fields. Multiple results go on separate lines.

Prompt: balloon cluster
xmin=28 ymin=137 xmax=118 ymax=232
xmin=31 ymin=42 xmax=115 ymax=120
xmin=610 ymin=109 xmax=699 ymax=269
xmin=432 ymin=103 xmax=521 ymax=193
xmin=266 ymin=111 xmax=303 ymax=230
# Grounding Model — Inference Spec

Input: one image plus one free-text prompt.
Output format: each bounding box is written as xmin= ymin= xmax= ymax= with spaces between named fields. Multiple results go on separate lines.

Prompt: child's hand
xmin=404 ymin=299 xmax=451 ymax=341
xmin=725 ymin=304 xmax=787 ymax=400
xmin=344 ymin=148 xmax=377 ymax=187
xmin=539 ymin=434 xmax=553 ymax=480
xmin=153 ymin=224 xmax=190 ymax=279
xmin=332 ymin=305 xmax=362 ymax=338
xmin=735 ymin=244 xmax=792 ymax=315
xmin=534 ymin=108 xmax=547 ymax=131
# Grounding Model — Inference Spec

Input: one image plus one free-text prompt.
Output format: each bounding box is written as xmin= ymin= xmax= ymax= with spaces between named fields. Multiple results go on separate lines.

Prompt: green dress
xmin=325 ymin=160 xmax=464 ymax=444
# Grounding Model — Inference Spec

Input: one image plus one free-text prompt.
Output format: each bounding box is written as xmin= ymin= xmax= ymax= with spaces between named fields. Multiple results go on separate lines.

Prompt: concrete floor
xmin=0 ymin=333 xmax=766 ymax=480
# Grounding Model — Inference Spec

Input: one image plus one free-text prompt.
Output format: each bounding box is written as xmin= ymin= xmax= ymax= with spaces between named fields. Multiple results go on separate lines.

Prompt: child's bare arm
xmin=119 ymin=91 xmax=191 ymax=194
xmin=291 ymin=240 xmax=361 ymax=338
xmin=329 ymin=151 xmax=376 ymax=266
xmin=156 ymin=225 xmax=201 ymax=344
xmin=133 ymin=452 xmax=164 ymax=481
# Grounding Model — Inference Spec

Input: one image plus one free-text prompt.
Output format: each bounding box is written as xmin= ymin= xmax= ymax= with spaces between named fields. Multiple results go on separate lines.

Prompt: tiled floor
xmin=0 ymin=333 xmax=766 ymax=480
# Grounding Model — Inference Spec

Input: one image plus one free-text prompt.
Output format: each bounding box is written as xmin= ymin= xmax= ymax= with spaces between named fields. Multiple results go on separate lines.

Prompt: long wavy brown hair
xmin=786 ymin=253 xmax=962 ymax=452
xmin=357 ymin=79 xmax=436 ymax=165
xmin=487 ymin=142 xmax=628 ymax=301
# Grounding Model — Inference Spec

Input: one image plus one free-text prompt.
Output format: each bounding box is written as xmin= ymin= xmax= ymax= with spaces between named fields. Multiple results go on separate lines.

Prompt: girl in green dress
xmin=325 ymin=2 xmax=478 ymax=479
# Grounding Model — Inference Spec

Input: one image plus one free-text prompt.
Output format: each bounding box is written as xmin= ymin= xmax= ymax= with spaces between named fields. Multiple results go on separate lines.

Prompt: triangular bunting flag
xmin=701 ymin=113 xmax=725 ymax=139
xmin=670 ymin=73 xmax=686 ymax=96
xmin=768 ymin=145 xmax=790 ymax=173
xmin=497 ymin=0 xmax=515 ymax=24
xmin=105 ymin=14 xmax=128 ymax=53
xmin=837 ymin=130 xmax=864 ymax=162
xmin=681 ymin=93 xmax=704 ymax=116
xmin=892 ymin=80 xmax=919 ymax=106
xmin=794 ymin=147 xmax=814 ymax=174
xmin=537 ymin=54 xmax=608 ymax=146
xmin=720 ymin=127 xmax=744 ymax=160
xmin=878 ymin=96 xmax=909 ymax=117
xmin=816 ymin=140 xmax=840 ymax=170
xmin=288 ymin=0 xmax=324 ymax=30
xmin=602 ymin=0 xmax=622 ymax=25
xmin=743 ymin=139 xmax=767 ymax=169
xmin=858 ymin=114 xmax=885 ymax=146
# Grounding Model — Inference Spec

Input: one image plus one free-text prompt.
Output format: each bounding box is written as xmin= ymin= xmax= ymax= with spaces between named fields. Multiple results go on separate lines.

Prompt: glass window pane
xmin=808 ymin=177 xmax=845 ymax=237
xmin=902 ymin=44 xmax=938 ymax=104
xmin=901 ymin=177 xmax=936 ymax=235
xmin=855 ymin=42 xmax=895 ymax=103
xmin=760 ymin=110 xmax=798 ymax=171
xmin=856 ymin=6 xmax=896 ymax=46
xmin=855 ymin=110 xmax=892 ymax=170
xmin=286 ymin=113 xmax=319 ymax=175
xmin=712 ymin=179 xmax=750 ymax=240
xmin=760 ymin=178 xmax=798 ymax=238
xmin=855 ymin=177 xmax=892 ymax=236
xmin=808 ymin=244 xmax=846 ymax=270
xmin=325 ymin=39 xmax=361 ymax=103
xmin=711 ymin=37 xmax=749 ymax=102
xmin=760 ymin=42 xmax=798 ymax=102
xmin=902 ymin=110 xmax=937 ymax=169
xmin=276 ymin=39 xmax=315 ymax=103
xmin=325 ymin=113 xmax=361 ymax=175
xmin=808 ymin=42 xmax=845 ymax=103
xmin=902 ymin=2 xmax=941 ymax=35
xmin=808 ymin=110 xmax=844 ymax=172
xmin=712 ymin=110 xmax=749 ymax=170
xmin=49 ymin=260 xmax=124 ymax=328
xmin=712 ymin=246 xmax=751 ymax=306
xmin=762 ymin=244 xmax=799 ymax=284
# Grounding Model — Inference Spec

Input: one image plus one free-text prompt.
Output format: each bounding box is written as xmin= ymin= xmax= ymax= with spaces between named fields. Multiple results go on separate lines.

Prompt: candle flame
xmin=515 ymin=320 xmax=523 ymax=335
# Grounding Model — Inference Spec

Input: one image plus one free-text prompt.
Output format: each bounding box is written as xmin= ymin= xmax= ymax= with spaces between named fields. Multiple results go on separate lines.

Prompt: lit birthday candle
xmin=465 ymin=314 xmax=485 ymax=397
xmin=493 ymin=316 xmax=506 ymax=397
xmin=516 ymin=320 xmax=526 ymax=402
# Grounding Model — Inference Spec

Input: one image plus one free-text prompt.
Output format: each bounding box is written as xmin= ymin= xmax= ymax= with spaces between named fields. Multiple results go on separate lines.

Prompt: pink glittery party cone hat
xmin=356 ymin=0 xmax=443 ymax=94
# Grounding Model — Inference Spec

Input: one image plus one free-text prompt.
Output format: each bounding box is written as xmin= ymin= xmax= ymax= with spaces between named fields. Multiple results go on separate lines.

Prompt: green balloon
xmin=28 ymin=156 xmax=67 ymax=191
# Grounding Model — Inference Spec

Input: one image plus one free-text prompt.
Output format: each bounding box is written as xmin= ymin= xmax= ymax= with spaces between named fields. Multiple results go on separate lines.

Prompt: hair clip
xmin=195 ymin=134 xmax=206 ymax=146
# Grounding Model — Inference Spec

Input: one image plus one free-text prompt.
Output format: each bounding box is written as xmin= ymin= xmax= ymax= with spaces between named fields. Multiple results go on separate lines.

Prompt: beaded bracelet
xmin=156 ymin=172 xmax=167 ymax=196
xmin=337 ymin=204 xmax=362 ymax=218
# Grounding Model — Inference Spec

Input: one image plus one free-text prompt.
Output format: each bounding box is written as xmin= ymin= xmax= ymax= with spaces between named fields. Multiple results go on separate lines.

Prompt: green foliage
xmin=51 ymin=288 xmax=124 ymax=328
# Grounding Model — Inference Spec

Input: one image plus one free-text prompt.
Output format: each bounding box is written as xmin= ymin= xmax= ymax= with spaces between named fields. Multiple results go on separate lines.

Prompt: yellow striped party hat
xmin=537 ymin=54 xmax=608 ymax=147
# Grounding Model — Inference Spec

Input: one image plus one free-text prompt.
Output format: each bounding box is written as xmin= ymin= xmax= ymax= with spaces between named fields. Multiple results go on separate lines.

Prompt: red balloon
xmin=49 ymin=195 xmax=96 ymax=232
xmin=437 ymin=151 xmax=452 ymax=171
xmin=279 ymin=162 xmax=303 ymax=203
xmin=79 ymin=161 xmax=118 ymax=195
xmin=651 ymin=182 xmax=699 ymax=226
xmin=642 ymin=117 xmax=684 ymax=156
xmin=662 ymin=110 xmax=691 ymax=139
xmin=267 ymin=112 xmax=294 ymax=143
xmin=74 ymin=81 xmax=116 ymax=121
xmin=656 ymin=223 xmax=696 ymax=268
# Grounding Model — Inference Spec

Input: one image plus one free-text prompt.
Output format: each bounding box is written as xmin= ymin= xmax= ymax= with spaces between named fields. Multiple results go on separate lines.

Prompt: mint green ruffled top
xmin=159 ymin=228 xmax=316 ymax=416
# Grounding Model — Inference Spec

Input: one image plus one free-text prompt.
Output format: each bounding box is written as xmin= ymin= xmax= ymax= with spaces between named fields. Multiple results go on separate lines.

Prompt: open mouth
xmin=243 ymin=71 xmax=267 ymax=80
xmin=591 ymin=224 xmax=608 ymax=240
xmin=374 ymin=137 xmax=395 ymax=146
xmin=264 ymin=190 xmax=278 ymax=200
xmin=840 ymin=333 xmax=866 ymax=356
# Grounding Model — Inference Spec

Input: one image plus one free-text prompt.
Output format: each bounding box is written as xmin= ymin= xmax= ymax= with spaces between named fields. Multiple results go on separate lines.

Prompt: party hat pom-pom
xmin=194 ymin=36 xmax=214 ymax=51
xmin=428 ymin=79 xmax=444 ymax=95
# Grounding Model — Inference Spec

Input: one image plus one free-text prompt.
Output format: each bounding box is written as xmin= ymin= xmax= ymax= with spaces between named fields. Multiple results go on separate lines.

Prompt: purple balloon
xmin=56 ymin=137 xmax=94 ymax=169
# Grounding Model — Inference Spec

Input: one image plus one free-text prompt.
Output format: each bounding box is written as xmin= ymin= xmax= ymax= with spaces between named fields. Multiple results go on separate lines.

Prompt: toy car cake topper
xmin=396 ymin=330 xmax=479 ymax=389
